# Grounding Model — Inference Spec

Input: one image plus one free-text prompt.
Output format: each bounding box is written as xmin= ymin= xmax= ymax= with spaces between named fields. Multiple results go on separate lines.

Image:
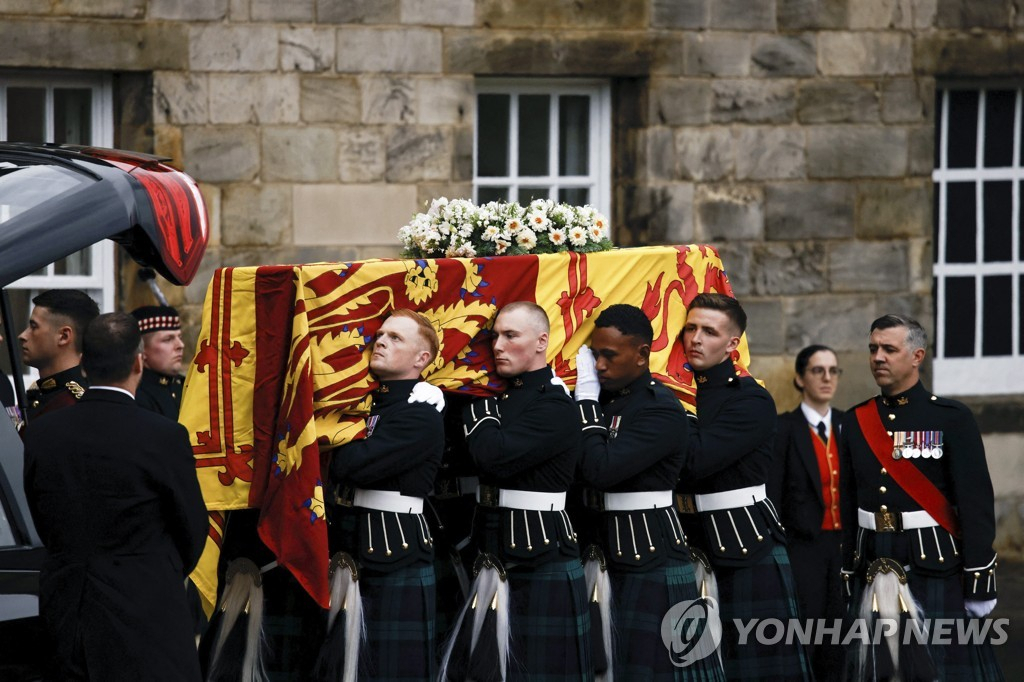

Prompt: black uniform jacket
xmin=135 ymin=368 xmax=184 ymax=418
xmin=577 ymin=371 xmax=691 ymax=572
xmin=839 ymin=381 xmax=998 ymax=599
xmin=23 ymin=388 xmax=207 ymax=681
xmin=678 ymin=358 xmax=785 ymax=566
xmin=769 ymin=406 xmax=844 ymax=541
xmin=463 ymin=366 xmax=581 ymax=565
xmin=25 ymin=364 xmax=87 ymax=423
xmin=330 ymin=379 xmax=444 ymax=571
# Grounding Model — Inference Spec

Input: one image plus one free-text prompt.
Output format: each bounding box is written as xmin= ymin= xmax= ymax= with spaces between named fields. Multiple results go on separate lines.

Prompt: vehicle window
xmin=0 ymin=162 xmax=89 ymax=224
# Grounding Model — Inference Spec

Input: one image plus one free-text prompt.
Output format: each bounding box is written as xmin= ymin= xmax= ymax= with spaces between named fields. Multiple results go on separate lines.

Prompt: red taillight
xmin=130 ymin=165 xmax=209 ymax=284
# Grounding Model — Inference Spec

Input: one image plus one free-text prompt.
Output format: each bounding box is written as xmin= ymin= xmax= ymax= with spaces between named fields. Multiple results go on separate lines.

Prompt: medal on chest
xmin=609 ymin=415 xmax=622 ymax=440
xmin=891 ymin=430 xmax=943 ymax=460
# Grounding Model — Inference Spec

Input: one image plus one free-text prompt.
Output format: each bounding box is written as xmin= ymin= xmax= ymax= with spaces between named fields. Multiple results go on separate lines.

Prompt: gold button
xmin=880 ymin=486 xmax=887 ymax=494
xmin=833 ymin=522 xmax=839 ymax=528
xmin=880 ymin=468 xmax=887 ymax=475
xmin=880 ymin=505 xmax=887 ymax=512
xmin=833 ymin=470 xmax=839 ymax=476
xmin=832 ymin=504 xmax=837 ymax=510
xmin=888 ymin=414 xmax=896 ymax=421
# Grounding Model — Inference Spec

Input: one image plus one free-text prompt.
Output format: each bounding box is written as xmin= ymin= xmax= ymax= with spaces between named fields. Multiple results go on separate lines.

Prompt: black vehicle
xmin=0 ymin=143 xmax=209 ymax=680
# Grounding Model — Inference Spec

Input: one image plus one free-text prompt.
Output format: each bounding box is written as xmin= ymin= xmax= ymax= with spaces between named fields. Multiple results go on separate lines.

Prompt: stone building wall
xmin=2 ymin=0 xmax=1022 ymax=549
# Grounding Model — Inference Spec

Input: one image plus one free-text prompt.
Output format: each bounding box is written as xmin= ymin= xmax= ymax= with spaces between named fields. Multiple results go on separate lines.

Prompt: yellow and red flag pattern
xmin=180 ymin=244 xmax=751 ymax=611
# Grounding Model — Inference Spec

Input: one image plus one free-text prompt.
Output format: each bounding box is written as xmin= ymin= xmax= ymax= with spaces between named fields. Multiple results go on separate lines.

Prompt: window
xmin=933 ymin=87 xmax=1024 ymax=395
xmin=474 ymin=79 xmax=611 ymax=216
xmin=0 ymin=73 xmax=114 ymax=385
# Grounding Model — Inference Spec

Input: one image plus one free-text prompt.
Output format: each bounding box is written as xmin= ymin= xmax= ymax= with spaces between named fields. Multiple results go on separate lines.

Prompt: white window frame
xmin=1 ymin=72 xmax=116 ymax=386
xmin=933 ymin=87 xmax=1024 ymax=395
xmin=474 ymin=78 xmax=612 ymax=217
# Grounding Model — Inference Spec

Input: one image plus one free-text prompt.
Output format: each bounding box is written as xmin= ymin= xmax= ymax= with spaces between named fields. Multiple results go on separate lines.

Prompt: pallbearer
xmin=575 ymin=304 xmax=725 ymax=680
xmin=677 ymin=293 xmax=810 ymax=680
xmin=320 ymin=309 xmax=446 ymax=681
xmin=443 ymin=301 xmax=591 ymax=681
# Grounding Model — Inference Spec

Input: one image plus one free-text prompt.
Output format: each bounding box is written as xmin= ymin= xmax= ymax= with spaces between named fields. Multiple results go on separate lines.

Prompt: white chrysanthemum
xmin=505 ymin=217 xmax=523 ymax=233
xmin=516 ymin=228 xmax=537 ymax=250
xmin=588 ymin=224 xmax=604 ymax=241
xmin=495 ymin=239 xmax=510 ymax=255
xmin=529 ymin=198 xmax=553 ymax=213
xmin=549 ymin=228 xmax=567 ymax=246
xmin=482 ymin=225 xmax=500 ymax=241
xmin=569 ymin=226 xmax=588 ymax=246
xmin=526 ymin=211 xmax=549 ymax=230
xmin=592 ymin=212 xmax=608 ymax=238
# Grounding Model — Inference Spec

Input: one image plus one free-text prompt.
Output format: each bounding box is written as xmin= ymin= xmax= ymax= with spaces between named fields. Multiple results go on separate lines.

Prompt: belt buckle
xmin=676 ymin=493 xmax=697 ymax=515
xmin=434 ymin=476 xmax=459 ymax=500
xmin=584 ymin=488 xmax=603 ymax=511
xmin=874 ymin=508 xmax=897 ymax=532
xmin=335 ymin=485 xmax=354 ymax=508
xmin=478 ymin=484 xmax=499 ymax=508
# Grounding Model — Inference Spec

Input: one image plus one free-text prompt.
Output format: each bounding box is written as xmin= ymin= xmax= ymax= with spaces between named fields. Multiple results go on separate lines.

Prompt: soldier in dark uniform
xmin=575 ymin=304 xmax=724 ymax=680
xmin=676 ymin=293 xmax=810 ymax=681
xmin=322 ymin=308 xmax=445 ymax=680
xmin=131 ymin=305 xmax=186 ymax=418
xmin=17 ymin=289 xmax=99 ymax=423
xmin=769 ymin=344 xmax=845 ymax=680
xmin=839 ymin=314 xmax=1003 ymax=680
xmin=0 ymin=327 xmax=15 ymax=409
xmin=443 ymin=301 xmax=591 ymax=681
xmin=23 ymin=312 xmax=207 ymax=681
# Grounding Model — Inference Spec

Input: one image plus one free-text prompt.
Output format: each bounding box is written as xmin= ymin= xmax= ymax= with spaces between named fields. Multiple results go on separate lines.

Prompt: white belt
xmin=353 ymin=489 xmax=424 ymax=514
xmin=858 ymin=508 xmax=939 ymax=531
xmin=695 ymin=484 xmax=767 ymax=513
xmin=604 ymin=490 xmax=674 ymax=511
xmin=477 ymin=488 xmax=566 ymax=511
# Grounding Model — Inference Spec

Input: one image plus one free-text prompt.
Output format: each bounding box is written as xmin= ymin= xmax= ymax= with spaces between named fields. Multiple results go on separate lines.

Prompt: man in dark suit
xmin=17 ymin=289 xmax=99 ymax=422
xmin=130 ymin=305 xmax=186 ymax=418
xmin=769 ymin=344 xmax=844 ymax=681
xmin=23 ymin=312 xmax=207 ymax=682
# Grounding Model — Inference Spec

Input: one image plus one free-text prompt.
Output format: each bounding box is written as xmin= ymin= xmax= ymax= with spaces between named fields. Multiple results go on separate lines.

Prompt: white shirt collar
xmin=88 ymin=385 xmax=136 ymax=400
xmin=800 ymin=402 xmax=831 ymax=439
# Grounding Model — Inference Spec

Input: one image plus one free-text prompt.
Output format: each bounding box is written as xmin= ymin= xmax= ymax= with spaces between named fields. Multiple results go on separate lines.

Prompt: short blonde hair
xmin=387 ymin=309 xmax=440 ymax=363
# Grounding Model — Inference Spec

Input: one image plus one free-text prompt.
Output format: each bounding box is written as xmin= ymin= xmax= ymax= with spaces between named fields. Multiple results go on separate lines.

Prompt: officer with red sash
xmin=839 ymin=314 xmax=1002 ymax=680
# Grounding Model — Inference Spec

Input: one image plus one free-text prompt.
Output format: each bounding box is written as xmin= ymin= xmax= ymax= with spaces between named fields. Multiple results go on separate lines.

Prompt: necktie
xmin=817 ymin=421 xmax=828 ymax=442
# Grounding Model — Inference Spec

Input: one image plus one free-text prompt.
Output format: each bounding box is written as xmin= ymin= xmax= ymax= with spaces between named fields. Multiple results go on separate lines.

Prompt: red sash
xmin=854 ymin=402 xmax=961 ymax=538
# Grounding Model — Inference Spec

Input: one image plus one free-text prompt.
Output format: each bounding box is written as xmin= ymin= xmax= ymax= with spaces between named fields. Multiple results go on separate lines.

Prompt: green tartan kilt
xmin=359 ymin=562 xmax=437 ymax=681
xmin=610 ymin=558 xmax=727 ymax=682
xmin=715 ymin=545 xmax=811 ymax=681
xmin=844 ymin=564 xmax=1005 ymax=681
xmin=506 ymin=558 xmax=593 ymax=681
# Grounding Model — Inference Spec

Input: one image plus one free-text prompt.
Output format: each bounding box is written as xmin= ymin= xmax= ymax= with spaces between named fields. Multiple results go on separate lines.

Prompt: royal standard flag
xmin=180 ymin=244 xmax=752 ymax=611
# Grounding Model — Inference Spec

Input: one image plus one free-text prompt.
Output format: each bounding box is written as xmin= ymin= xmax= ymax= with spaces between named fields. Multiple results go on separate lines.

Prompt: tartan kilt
xmin=610 ymin=558 xmax=727 ymax=682
xmin=359 ymin=562 xmax=437 ymax=681
xmin=715 ymin=544 xmax=811 ymax=681
xmin=844 ymin=565 xmax=1005 ymax=681
xmin=506 ymin=558 xmax=592 ymax=681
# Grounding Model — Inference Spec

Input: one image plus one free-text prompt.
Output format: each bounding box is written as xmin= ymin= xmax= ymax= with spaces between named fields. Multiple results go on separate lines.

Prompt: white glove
xmin=550 ymin=375 xmax=570 ymax=397
xmin=574 ymin=345 xmax=600 ymax=402
xmin=408 ymin=381 xmax=444 ymax=413
xmin=964 ymin=598 xmax=997 ymax=618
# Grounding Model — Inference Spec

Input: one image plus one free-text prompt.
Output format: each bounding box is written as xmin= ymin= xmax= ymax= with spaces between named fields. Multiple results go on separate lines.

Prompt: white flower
xmin=529 ymin=198 xmax=553 ymax=213
xmin=505 ymin=217 xmax=523 ymax=233
xmin=588 ymin=224 xmax=604 ymax=241
xmin=494 ymin=239 xmax=510 ymax=255
xmin=482 ymin=225 xmax=500 ymax=241
xmin=569 ymin=226 xmax=588 ymax=246
xmin=526 ymin=211 xmax=549 ymax=231
xmin=549 ymin=228 xmax=566 ymax=246
xmin=592 ymin=212 xmax=608 ymax=237
xmin=516 ymin=228 xmax=537 ymax=251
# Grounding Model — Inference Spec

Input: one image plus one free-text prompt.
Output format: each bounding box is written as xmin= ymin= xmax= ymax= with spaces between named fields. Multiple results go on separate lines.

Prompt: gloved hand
xmin=964 ymin=598 xmax=997 ymax=618
xmin=550 ymin=375 xmax=570 ymax=396
xmin=574 ymin=345 xmax=600 ymax=402
xmin=408 ymin=381 xmax=444 ymax=413
xmin=463 ymin=397 xmax=500 ymax=437
xmin=840 ymin=569 xmax=855 ymax=604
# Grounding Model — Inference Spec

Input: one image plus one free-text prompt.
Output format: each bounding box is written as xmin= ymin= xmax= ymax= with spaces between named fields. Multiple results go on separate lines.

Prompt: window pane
xmin=559 ymin=187 xmax=589 ymax=205
xmin=946 ymin=90 xmax=979 ymax=169
xmin=983 ymin=90 xmax=1015 ymax=168
xmin=945 ymin=181 xmax=976 ymax=263
xmin=943 ymin=276 xmax=976 ymax=357
xmin=982 ymin=181 xmax=1012 ymax=262
xmin=518 ymin=95 xmax=550 ymax=177
xmin=477 ymin=94 xmax=510 ymax=177
xmin=982 ymin=275 xmax=1012 ymax=356
xmin=54 ymin=88 xmax=92 ymax=145
xmin=7 ymin=87 xmax=46 ymax=142
xmin=1020 ymin=275 xmax=1024 ymax=354
xmin=934 ymin=91 xmax=944 ymax=169
xmin=517 ymin=186 xmax=550 ymax=204
xmin=54 ymin=248 xmax=92 ymax=276
xmin=477 ymin=186 xmax=508 ymax=204
xmin=559 ymin=95 xmax=590 ymax=176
